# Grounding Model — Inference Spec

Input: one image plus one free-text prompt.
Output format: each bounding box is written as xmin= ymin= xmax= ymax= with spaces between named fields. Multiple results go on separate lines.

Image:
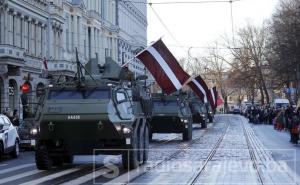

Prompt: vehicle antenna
xmin=75 ymin=48 xmax=98 ymax=86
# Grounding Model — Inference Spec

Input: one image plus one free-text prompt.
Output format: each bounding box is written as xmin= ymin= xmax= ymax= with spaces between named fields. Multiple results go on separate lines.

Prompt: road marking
xmin=0 ymin=164 xmax=8 ymax=167
xmin=60 ymin=166 xmax=112 ymax=185
xmin=0 ymin=163 xmax=35 ymax=175
xmin=103 ymin=163 xmax=158 ymax=185
xmin=19 ymin=167 xmax=81 ymax=185
xmin=0 ymin=169 xmax=40 ymax=184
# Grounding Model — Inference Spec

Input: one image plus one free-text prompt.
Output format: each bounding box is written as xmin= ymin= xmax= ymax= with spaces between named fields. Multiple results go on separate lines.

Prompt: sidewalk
xmin=251 ymin=122 xmax=300 ymax=178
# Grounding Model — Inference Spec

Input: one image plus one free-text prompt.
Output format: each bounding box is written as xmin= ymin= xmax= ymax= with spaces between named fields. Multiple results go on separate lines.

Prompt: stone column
xmin=36 ymin=23 xmax=41 ymax=57
xmin=77 ymin=16 xmax=81 ymax=53
xmin=90 ymin=26 xmax=94 ymax=58
xmin=20 ymin=15 xmax=25 ymax=48
xmin=0 ymin=11 xmax=3 ymax=44
xmin=23 ymin=17 xmax=28 ymax=52
xmin=49 ymin=23 xmax=54 ymax=59
xmin=72 ymin=16 xmax=77 ymax=52
xmin=40 ymin=25 xmax=43 ymax=57
xmin=6 ymin=11 xmax=12 ymax=45
xmin=2 ymin=78 xmax=9 ymax=110
xmin=34 ymin=21 xmax=38 ymax=56
xmin=43 ymin=25 xmax=47 ymax=57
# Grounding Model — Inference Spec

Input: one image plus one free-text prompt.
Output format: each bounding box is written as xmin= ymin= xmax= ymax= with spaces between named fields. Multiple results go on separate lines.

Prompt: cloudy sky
xmin=147 ymin=0 xmax=280 ymax=58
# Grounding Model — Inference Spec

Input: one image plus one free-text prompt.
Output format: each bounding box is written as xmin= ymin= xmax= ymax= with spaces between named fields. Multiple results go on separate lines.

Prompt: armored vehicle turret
xmin=35 ymin=51 xmax=151 ymax=170
xmin=149 ymin=92 xmax=192 ymax=141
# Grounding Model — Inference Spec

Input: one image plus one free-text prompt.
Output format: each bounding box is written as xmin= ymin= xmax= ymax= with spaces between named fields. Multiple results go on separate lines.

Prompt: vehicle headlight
xmin=181 ymin=119 xmax=188 ymax=123
xmin=201 ymin=114 xmax=206 ymax=117
xmin=123 ymin=127 xmax=131 ymax=134
xmin=30 ymin=128 xmax=38 ymax=135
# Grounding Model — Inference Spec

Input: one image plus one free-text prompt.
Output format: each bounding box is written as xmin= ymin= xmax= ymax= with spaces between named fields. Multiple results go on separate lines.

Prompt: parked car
xmin=232 ymin=108 xmax=241 ymax=114
xmin=0 ymin=114 xmax=20 ymax=159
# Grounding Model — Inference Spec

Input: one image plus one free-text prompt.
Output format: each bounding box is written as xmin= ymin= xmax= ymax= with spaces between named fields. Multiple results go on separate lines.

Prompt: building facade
xmin=0 ymin=0 xmax=147 ymax=115
xmin=117 ymin=0 xmax=147 ymax=77
xmin=0 ymin=0 xmax=50 ymax=114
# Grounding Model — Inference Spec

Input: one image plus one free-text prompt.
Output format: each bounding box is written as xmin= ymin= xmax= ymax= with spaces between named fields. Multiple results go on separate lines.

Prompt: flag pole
xmin=121 ymin=36 xmax=164 ymax=68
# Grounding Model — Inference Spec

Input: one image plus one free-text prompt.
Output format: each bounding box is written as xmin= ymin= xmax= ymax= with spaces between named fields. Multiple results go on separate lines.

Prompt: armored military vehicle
xmin=206 ymin=103 xmax=214 ymax=123
xmin=35 ymin=50 xmax=151 ymax=170
xmin=149 ymin=92 xmax=192 ymax=141
xmin=189 ymin=96 xmax=208 ymax=128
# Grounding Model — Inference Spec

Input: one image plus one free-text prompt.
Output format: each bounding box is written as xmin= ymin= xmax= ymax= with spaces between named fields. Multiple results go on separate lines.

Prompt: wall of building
xmin=0 ymin=0 xmax=113 ymax=114
xmin=117 ymin=0 xmax=147 ymax=77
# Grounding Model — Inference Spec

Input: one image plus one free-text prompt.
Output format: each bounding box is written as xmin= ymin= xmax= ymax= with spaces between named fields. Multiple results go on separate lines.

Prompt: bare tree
xmin=222 ymin=22 xmax=270 ymax=105
xmin=268 ymin=0 xmax=300 ymax=103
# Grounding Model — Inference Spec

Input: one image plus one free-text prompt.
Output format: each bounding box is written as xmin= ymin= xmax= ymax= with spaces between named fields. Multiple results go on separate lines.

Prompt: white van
xmin=274 ymin=99 xmax=290 ymax=109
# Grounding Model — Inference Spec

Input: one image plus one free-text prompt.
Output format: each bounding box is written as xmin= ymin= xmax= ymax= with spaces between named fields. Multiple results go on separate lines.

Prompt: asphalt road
xmin=0 ymin=115 xmax=298 ymax=185
xmin=0 ymin=124 xmax=208 ymax=185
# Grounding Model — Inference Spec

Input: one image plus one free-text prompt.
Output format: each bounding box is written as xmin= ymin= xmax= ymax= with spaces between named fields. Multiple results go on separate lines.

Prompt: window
xmin=153 ymin=100 xmax=177 ymax=106
xmin=116 ymin=92 xmax=126 ymax=103
xmin=0 ymin=117 xmax=4 ymax=126
xmin=48 ymin=89 xmax=111 ymax=100
xmin=2 ymin=117 xmax=11 ymax=126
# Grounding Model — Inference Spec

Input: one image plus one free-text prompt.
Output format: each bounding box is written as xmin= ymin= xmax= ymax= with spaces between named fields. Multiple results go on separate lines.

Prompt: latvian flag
xmin=210 ymin=86 xmax=218 ymax=110
xmin=188 ymin=75 xmax=215 ymax=109
xmin=136 ymin=39 xmax=190 ymax=94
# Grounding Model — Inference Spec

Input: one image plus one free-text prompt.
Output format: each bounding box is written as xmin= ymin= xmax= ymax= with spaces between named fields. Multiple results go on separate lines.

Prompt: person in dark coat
xmin=285 ymin=106 xmax=294 ymax=130
xmin=290 ymin=112 xmax=299 ymax=144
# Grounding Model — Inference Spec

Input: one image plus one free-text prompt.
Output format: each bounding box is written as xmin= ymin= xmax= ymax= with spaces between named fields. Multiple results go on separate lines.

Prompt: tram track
xmin=187 ymin=119 xmax=230 ymax=185
xmin=242 ymin=118 xmax=265 ymax=185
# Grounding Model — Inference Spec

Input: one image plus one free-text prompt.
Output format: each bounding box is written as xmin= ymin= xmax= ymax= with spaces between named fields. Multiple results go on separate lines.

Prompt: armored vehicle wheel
xmin=201 ymin=121 xmax=207 ymax=128
xmin=0 ymin=143 xmax=3 ymax=161
xmin=183 ymin=121 xmax=192 ymax=141
xmin=52 ymin=156 xmax=63 ymax=166
xmin=143 ymin=125 xmax=149 ymax=163
xmin=10 ymin=140 xmax=20 ymax=158
xmin=149 ymin=131 xmax=153 ymax=142
xmin=63 ymin=155 xmax=74 ymax=164
xmin=138 ymin=125 xmax=144 ymax=164
xmin=35 ymin=144 xmax=52 ymax=170
xmin=122 ymin=127 xmax=139 ymax=170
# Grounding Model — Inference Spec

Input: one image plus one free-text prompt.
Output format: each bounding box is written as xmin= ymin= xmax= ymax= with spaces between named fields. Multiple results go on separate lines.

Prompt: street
xmin=0 ymin=114 xmax=298 ymax=185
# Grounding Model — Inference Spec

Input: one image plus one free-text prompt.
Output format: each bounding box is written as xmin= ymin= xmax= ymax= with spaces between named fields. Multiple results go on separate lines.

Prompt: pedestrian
xmin=285 ymin=106 xmax=293 ymax=130
xmin=290 ymin=111 xmax=299 ymax=144
xmin=259 ymin=108 xmax=264 ymax=124
xmin=277 ymin=108 xmax=285 ymax=131
xmin=12 ymin=109 xmax=20 ymax=126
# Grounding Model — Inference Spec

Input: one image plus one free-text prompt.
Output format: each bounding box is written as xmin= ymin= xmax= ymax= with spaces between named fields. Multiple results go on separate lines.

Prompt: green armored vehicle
xmin=149 ymin=92 xmax=192 ymax=141
xmin=35 ymin=52 xmax=151 ymax=170
xmin=189 ymin=95 xmax=208 ymax=128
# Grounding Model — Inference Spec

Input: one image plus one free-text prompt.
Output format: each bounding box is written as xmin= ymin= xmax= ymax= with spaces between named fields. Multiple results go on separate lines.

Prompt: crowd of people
xmin=244 ymin=106 xmax=300 ymax=145
xmin=2 ymin=108 xmax=20 ymax=126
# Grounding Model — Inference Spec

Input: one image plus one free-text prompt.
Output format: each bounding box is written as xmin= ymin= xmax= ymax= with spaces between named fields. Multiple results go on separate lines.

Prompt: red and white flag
xmin=136 ymin=39 xmax=190 ymax=94
xmin=188 ymin=75 xmax=214 ymax=108
xmin=43 ymin=57 xmax=48 ymax=70
xmin=210 ymin=86 xmax=218 ymax=110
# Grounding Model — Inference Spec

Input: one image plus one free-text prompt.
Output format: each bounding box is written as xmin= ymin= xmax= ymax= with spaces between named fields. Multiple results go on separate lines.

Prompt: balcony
xmin=0 ymin=44 xmax=25 ymax=66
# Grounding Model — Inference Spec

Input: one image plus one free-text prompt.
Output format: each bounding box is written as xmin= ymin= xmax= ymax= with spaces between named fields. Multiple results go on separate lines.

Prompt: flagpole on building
xmin=121 ymin=36 xmax=164 ymax=68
